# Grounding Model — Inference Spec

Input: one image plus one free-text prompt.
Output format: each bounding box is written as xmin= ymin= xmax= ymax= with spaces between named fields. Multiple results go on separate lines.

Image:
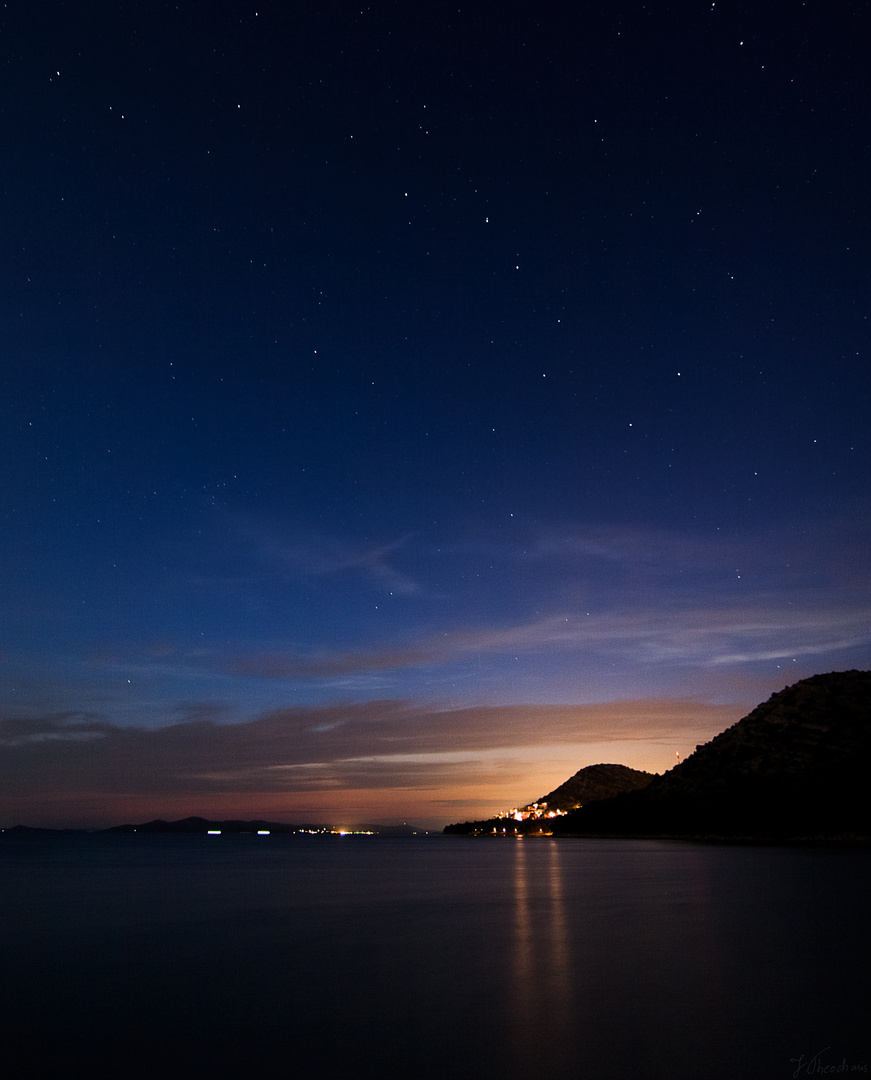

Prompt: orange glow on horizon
xmin=0 ymin=699 xmax=747 ymax=830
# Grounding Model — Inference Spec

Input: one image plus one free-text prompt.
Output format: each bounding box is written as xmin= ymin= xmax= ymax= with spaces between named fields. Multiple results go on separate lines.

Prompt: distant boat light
xmin=257 ymin=830 xmax=270 ymax=835
xmin=207 ymin=830 xmax=221 ymax=835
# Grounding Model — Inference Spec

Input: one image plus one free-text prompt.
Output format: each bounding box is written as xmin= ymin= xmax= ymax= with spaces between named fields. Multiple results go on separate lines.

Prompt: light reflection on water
xmin=0 ymin=834 xmax=867 ymax=1080
xmin=509 ymin=839 xmax=575 ymax=1072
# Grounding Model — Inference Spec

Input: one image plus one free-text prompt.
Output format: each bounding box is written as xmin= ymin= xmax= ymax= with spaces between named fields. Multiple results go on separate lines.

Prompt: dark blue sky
xmin=2 ymin=1 xmax=869 ymax=827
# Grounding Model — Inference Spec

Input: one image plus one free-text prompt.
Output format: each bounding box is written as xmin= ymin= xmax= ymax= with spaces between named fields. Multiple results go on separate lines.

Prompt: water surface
xmin=1 ymin=833 xmax=867 ymax=1079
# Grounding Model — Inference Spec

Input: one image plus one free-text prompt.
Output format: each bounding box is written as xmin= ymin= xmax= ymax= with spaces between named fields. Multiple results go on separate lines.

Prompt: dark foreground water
xmin=1 ymin=833 xmax=867 ymax=1080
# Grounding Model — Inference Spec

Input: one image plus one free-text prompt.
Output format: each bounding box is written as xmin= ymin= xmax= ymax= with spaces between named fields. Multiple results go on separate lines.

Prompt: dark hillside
xmin=444 ymin=763 xmax=653 ymax=835
xmin=528 ymin=763 xmax=654 ymax=813
xmin=554 ymin=670 xmax=871 ymax=840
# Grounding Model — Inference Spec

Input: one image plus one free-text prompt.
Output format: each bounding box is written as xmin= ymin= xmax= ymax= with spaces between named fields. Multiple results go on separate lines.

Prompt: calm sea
xmin=1 ymin=833 xmax=867 ymax=1080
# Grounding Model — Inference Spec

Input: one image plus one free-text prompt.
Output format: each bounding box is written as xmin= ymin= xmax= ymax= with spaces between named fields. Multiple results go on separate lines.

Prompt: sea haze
xmin=1 ymin=834 xmax=867 ymax=1079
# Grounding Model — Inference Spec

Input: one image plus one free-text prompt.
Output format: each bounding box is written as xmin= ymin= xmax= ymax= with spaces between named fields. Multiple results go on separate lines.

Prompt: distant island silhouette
xmin=2 ymin=818 xmax=426 ymax=837
xmin=446 ymin=670 xmax=871 ymax=842
xmin=104 ymin=818 xmax=425 ymax=836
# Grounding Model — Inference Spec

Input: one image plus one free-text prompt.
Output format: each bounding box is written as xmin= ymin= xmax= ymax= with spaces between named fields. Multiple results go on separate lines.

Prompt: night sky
xmin=3 ymin=1 xmax=869 ymax=828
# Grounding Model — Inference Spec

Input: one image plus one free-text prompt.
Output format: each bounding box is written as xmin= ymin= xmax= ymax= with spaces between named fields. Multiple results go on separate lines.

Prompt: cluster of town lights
xmin=496 ymin=802 xmax=571 ymax=823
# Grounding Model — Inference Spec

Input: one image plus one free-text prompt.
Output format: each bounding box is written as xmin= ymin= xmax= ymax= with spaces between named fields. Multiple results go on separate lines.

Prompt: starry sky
xmin=2 ymin=0 xmax=869 ymax=829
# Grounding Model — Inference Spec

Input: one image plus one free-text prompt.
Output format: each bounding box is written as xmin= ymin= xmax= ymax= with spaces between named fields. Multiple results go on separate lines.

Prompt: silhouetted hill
xmin=531 ymin=763 xmax=655 ymax=812
xmin=102 ymin=818 xmax=428 ymax=835
xmin=0 ymin=825 xmax=88 ymax=836
xmin=3 ymin=818 xmax=429 ymax=836
xmin=104 ymin=818 xmax=328 ymax=834
xmin=552 ymin=670 xmax=871 ymax=840
xmin=444 ymin=763 xmax=654 ymax=835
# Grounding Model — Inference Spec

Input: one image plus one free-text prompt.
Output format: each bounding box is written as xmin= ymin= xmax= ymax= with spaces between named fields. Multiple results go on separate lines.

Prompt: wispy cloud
xmin=4 ymin=517 xmax=867 ymax=782
xmin=0 ymin=712 xmax=114 ymax=748
xmin=245 ymin=523 xmax=420 ymax=595
xmin=0 ymin=697 xmax=736 ymax=805
xmin=220 ymin=604 xmax=871 ymax=680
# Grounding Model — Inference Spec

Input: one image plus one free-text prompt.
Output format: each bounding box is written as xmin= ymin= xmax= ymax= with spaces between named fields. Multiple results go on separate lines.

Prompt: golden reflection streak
xmin=547 ymin=840 xmax=571 ymax=1003
xmin=512 ymin=837 xmax=533 ymax=989
xmin=509 ymin=839 xmax=576 ymax=1070
xmin=509 ymin=838 xmax=534 ymax=1072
